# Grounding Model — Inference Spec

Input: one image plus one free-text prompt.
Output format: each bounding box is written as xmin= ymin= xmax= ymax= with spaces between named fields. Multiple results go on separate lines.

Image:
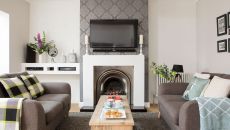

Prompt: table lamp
xmin=172 ymin=64 xmax=184 ymax=82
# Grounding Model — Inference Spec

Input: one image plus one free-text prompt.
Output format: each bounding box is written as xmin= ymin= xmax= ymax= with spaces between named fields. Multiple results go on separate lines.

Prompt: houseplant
xmin=150 ymin=62 xmax=176 ymax=82
xmin=28 ymin=32 xmax=54 ymax=63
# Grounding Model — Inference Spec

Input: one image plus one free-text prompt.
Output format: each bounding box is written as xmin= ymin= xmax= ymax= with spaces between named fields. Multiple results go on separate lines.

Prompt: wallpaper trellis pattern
xmin=80 ymin=0 xmax=149 ymax=102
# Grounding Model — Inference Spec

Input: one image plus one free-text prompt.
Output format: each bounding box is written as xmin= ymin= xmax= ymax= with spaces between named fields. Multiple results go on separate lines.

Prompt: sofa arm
xmin=41 ymin=82 xmax=71 ymax=94
xmin=179 ymin=100 xmax=200 ymax=130
xmin=158 ymin=83 xmax=188 ymax=95
xmin=21 ymin=99 xmax=46 ymax=130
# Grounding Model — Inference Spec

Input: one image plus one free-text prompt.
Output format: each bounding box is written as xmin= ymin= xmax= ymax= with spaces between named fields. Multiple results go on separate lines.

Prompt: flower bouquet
xmin=28 ymin=32 xmax=54 ymax=55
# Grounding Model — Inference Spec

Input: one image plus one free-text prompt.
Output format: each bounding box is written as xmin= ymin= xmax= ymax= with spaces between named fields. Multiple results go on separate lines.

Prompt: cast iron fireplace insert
xmin=95 ymin=69 xmax=131 ymax=106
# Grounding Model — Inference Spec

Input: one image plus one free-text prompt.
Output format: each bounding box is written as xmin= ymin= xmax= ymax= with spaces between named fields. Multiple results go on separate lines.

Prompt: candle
xmin=85 ymin=35 xmax=89 ymax=45
xmin=139 ymin=35 xmax=143 ymax=45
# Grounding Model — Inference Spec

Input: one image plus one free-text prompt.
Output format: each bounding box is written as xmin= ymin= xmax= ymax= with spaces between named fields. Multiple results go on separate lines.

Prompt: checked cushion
xmin=0 ymin=77 xmax=32 ymax=99
xmin=20 ymin=74 xmax=44 ymax=98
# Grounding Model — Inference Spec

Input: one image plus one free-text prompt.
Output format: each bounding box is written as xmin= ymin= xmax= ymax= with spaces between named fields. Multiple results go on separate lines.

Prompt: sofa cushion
xmin=159 ymin=95 xmax=186 ymax=102
xmin=0 ymin=77 xmax=32 ymax=99
xmin=39 ymin=101 xmax=63 ymax=124
xmin=20 ymin=74 xmax=45 ymax=98
xmin=183 ymin=77 xmax=210 ymax=100
xmin=158 ymin=95 xmax=186 ymax=125
xmin=203 ymin=76 xmax=230 ymax=98
xmin=0 ymin=74 xmax=10 ymax=97
xmin=36 ymin=94 xmax=70 ymax=109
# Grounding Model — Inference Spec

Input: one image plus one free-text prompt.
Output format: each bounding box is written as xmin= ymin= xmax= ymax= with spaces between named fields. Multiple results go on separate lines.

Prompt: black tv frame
xmin=90 ymin=19 xmax=138 ymax=52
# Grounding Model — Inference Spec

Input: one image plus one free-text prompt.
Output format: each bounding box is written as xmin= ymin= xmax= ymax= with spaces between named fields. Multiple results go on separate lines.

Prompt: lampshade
xmin=172 ymin=65 xmax=184 ymax=73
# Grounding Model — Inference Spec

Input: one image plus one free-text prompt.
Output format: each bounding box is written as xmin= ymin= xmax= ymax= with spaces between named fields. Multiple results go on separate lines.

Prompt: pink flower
xmin=37 ymin=33 xmax=42 ymax=48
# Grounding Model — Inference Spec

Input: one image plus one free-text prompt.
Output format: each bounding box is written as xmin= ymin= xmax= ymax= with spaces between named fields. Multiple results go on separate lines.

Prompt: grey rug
xmin=57 ymin=112 xmax=170 ymax=130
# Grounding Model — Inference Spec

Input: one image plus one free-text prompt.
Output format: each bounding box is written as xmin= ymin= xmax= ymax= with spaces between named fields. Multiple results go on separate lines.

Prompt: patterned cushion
xmin=183 ymin=76 xmax=210 ymax=100
xmin=20 ymin=74 xmax=45 ymax=98
xmin=0 ymin=77 xmax=32 ymax=99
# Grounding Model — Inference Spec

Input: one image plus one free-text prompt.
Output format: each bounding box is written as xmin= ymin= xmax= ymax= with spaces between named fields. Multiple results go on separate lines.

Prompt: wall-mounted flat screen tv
xmin=90 ymin=19 xmax=138 ymax=52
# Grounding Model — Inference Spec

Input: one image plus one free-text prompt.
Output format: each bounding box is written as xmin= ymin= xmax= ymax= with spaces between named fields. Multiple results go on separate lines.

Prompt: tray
xmin=101 ymin=108 xmax=126 ymax=119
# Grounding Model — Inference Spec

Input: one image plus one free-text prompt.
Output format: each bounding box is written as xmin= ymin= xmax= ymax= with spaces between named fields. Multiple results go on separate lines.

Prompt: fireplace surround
xmin=83 ymin=55 xmax=144 ymax=108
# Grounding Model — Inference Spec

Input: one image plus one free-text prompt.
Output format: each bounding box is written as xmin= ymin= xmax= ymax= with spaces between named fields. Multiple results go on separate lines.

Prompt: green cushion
xmin=0 ymin=77 xmax=32 ymax=99
xmin=20 ymin=74 xmax=45 ymax=99
xmin=183 ymin=77 xmax=209 ymax=100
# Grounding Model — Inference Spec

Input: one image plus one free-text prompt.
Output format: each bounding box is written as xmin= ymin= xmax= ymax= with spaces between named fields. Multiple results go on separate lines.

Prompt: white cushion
xmin=203 ymin=76 xmax=230 ymax=98
xmin=194 ymin=73 xmax=210 ymax=79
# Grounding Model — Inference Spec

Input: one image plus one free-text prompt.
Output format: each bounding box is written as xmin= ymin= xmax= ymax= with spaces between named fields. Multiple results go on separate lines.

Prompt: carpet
xmin=57 ymin=112 xmax=170 ymax=130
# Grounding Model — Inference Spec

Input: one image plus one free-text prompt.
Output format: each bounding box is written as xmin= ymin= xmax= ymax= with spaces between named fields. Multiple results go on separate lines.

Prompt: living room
xmin=0 ymin=0 xmax=229 ymax=130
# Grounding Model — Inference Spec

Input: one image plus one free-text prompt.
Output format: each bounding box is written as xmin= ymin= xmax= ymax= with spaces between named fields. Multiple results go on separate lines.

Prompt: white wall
xmin=28 ymin=0 xmax=80 ymax=60
xmin=148 ymin=0 xmax=197 ymax=103
xmin=28 ymin=0 xmax=81 ymax=103
xmin=0 ymin=11 xmax=9 ymax=73
xmin=0 ymin=0 xmax=29 ymax=73
xmin=197 ymin=0 xmax=230 ymax=74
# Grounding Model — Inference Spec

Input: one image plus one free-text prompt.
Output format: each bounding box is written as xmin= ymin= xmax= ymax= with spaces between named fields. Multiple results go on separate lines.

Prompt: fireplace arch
xmin=95 ymin=69 xmax=131 ymax=105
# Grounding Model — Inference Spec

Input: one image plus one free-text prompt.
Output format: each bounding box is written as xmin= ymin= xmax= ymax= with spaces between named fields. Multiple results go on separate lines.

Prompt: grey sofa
xmin=0 ymin=72 xmax=71 ymax=130
xmin=158 ymin=73 xmax=230 ymax=130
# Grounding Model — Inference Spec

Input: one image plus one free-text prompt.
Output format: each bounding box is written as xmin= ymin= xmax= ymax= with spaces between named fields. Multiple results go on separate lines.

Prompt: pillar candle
xmin=85 ymin=35 xmax=89 ymax=45
xmin=139 ymin=35 xmax=143 ymax=45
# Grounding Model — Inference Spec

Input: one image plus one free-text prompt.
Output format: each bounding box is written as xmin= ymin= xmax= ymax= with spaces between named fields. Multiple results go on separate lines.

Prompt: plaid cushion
xmin=0 ymin=98 xmax=24 ymax=130
xmin=0 ymin=77 xmax=32 ymax=99
xmin=20 ymin=75 xmax=44 ymax=98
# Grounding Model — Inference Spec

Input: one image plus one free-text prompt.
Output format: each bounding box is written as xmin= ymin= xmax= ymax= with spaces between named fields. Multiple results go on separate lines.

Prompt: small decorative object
xmin=60 ymin=52 xmax=67 ymax=63
xmin=85 ymin=35 xmax=89 ymax=55
xmin=28 ymin=32 xmax=55 ymax=63
xmin=139 ymin=34 xmax=143 ymax=55
xmin=172 ymin=64 xmax=184 ymax=82
xmin=228 ymin=12 xmax=230 ymax=28
xmin=228 ymin=38 xmax=230 ymax=53
xmin=217 ymin=39 xmax=227 ymax=52
xmin=48 ymin=45 xmax=58 ymax=63
xmin=68 ymin=50 xmax=77 ymax=63
xmin=217 ymin=14 xmax=227 ymax=36
xmin=150 ymin=62 xmax=176 ymax=82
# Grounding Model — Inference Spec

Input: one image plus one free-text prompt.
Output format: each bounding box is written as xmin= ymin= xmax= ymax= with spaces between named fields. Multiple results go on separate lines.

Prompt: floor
xmin=70 ymin=103 xmax=159 ymax=113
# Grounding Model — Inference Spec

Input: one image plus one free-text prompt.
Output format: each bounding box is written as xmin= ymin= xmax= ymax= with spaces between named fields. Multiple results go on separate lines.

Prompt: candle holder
xmin=85 ymin=44 xmax=89 ymax=55
xmin=85 ymin=35 xmax=89 ymax=55
xmin=139 ymin=44 xmax=143 ymax=55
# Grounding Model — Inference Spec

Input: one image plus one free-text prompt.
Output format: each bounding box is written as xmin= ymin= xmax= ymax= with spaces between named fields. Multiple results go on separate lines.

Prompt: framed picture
xmin=228 ymin=12 xmax=230 ymax=28
xmin=217 ymin=39 xmax=227 ymax=52
xmin=217 ymin=14 xmax=227 ymax=36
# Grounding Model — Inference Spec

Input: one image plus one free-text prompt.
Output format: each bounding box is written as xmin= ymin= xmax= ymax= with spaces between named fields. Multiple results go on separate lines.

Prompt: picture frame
xmin=228 ymin=12 xmax=230 ymax=28
xmin=217 ymin=14 xmax=227 ymax=36
xmin=217 ymin=39 xmax=227 ymax=52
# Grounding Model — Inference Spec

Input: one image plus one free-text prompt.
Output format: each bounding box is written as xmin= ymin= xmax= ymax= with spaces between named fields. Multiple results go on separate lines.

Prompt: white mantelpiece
xmin=83 ymin=55 xmax=145 ymax=107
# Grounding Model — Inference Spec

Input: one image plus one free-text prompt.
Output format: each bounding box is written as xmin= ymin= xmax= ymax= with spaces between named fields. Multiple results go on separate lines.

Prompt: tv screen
xmin=90 ymin=19 xmax=138 ymax=51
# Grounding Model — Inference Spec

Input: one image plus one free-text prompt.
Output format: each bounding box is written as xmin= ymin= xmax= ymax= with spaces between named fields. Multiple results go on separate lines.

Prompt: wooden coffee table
xmin=89 ymin=95 xmax=134 ymax=130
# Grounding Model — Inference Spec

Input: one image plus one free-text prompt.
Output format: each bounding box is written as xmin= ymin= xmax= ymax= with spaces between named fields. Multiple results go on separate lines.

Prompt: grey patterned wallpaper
xmin=80 ymin=0 xmax=149 ymax=102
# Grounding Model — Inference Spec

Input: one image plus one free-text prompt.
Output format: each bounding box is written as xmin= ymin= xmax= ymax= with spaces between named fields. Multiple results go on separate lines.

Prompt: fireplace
xmin=83 ymin=55 xmax=145 ymax=108
xmin=94 ymin=67 xmax=133 ymax=106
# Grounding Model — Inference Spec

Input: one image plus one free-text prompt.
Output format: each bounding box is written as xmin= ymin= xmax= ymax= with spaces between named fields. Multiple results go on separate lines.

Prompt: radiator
xmin=155 ymin=73 xmax=193 ymax=96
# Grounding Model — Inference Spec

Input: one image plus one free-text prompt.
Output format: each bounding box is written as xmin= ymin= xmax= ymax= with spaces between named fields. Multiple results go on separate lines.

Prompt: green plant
xmin=150 ymin=62 xmax=176 ymax=82
xmin=28 ymin=32 xmax=54 ymax=55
